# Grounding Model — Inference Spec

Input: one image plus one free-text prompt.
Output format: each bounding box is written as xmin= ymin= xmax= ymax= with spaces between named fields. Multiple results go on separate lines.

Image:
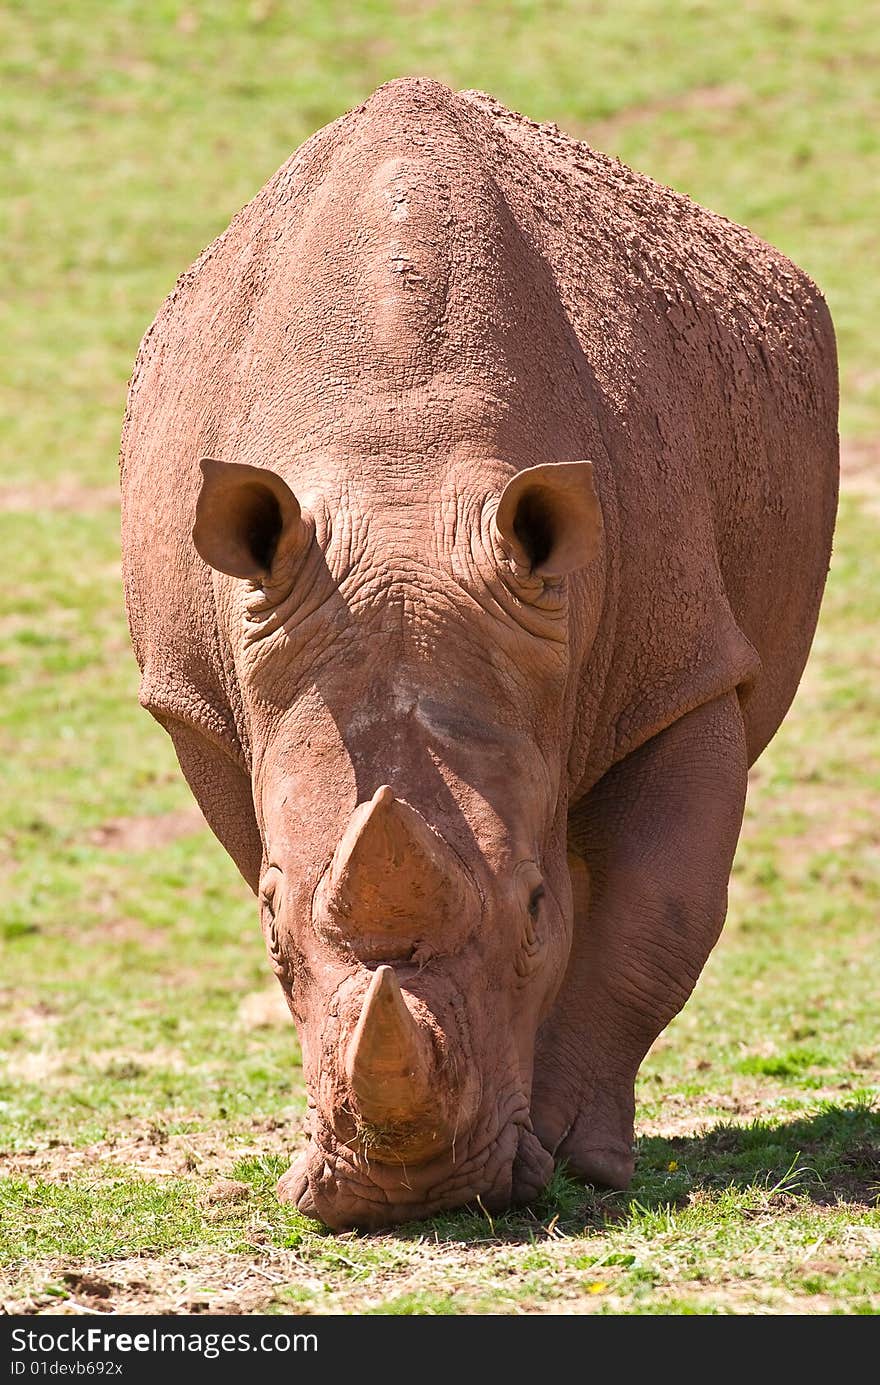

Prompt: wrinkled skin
xmin=120 ymin=79 xmax=839 ymax=1228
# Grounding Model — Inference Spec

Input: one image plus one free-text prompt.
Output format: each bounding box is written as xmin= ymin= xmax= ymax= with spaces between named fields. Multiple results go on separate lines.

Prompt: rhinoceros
xmin=120 ymin=78 xmax=838 ymax=1228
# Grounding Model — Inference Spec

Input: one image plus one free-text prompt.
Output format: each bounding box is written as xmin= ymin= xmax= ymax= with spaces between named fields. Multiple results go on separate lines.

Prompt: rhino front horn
xmin=343 ymin=965 xmax=437 ymax=1131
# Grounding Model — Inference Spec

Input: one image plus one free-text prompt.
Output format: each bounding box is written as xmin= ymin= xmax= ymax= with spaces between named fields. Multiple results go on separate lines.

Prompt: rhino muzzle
xmin=285 ymin=958 xmax=552 ymax=1228
xmin=303 ymin=785 xmax=490 ymax=1168
xmin=276 ymin=788 xmax=557 ymax=1225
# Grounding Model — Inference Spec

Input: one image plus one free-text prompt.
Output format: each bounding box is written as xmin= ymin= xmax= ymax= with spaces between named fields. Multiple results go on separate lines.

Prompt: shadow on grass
xmin=415 ymin=1099 xmax=879 ymax=1246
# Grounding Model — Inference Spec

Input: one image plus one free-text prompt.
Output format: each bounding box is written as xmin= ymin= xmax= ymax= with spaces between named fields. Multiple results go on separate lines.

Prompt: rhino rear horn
xmin=193 ymin=458 xmax=305 ymax=581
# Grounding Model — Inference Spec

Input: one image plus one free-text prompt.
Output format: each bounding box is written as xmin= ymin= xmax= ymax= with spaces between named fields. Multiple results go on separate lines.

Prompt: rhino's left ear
xmin=493 ymin=461 xmax=603 ymax=579
xmin=193 ymin=458 xmax=305 ymax=582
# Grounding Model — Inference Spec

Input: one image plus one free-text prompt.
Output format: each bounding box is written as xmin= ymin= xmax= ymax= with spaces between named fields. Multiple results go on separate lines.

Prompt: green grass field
xmin=1 ymin=0 xmax=878 ymax=1315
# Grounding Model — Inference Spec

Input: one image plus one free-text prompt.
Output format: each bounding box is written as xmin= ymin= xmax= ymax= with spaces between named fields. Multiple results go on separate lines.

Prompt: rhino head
xmin=193 ymin=449 xmax=603 ymax=1227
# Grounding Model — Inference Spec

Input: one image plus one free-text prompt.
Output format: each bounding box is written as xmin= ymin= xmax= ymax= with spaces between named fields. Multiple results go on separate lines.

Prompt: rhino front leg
xmin=531 ymin=690 xmax=748 ymax=1187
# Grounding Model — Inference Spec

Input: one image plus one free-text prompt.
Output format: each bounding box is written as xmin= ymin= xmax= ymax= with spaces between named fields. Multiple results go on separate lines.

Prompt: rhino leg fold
xmin=162 ymin=719 xmax=261 ymax=893
xmin=532 ymin=691 xmax=748 ymax=1187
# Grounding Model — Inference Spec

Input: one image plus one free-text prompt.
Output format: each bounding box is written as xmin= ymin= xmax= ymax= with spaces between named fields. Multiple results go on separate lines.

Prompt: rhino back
xmin=121 ymin=78 xmax=838 ymax=785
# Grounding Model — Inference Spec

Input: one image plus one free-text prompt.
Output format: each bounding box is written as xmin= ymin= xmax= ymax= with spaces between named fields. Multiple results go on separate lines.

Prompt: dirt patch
xmin=769 ymin=785 xmax=880 ymax=872
xmin=840 ymin=438 xmax=880 ymax=516
xmin=841 ymin=437 xmax=879 ymax=477
xmin=0 ymin=1114 xmax=306 ymax=1185
xmin=89 ymin=807 xmax=207 ymax=852
xmin=204 ymin=1178 xmax=251 ymax=1205
xmin=1 ymin=1250 xmax=309 ymax=1316
xmin=238 ymin=987 xmax=291 ymax=1031
xmin=0 ymin=479 xmax=120 ymax=514
xmin=84 ymin=916 xmax=171 ymax=948
xmin=15 ymin=1003 xmax=60 ymax=1037
xmin=639 ymin=1081 xmax=880 ymax=1138
xmin=635 ymin=1084 xmax=825 ymax=1140
xmin=587 ymin=82 xmax=749 ymax=143
xmin=2 ymin=1005 xmax=63 ymax=1085
xmin=4 ymin=1050 xmax=65 ymax=1083
xmin=89 ymin=1047 xmax=188 ymax=1077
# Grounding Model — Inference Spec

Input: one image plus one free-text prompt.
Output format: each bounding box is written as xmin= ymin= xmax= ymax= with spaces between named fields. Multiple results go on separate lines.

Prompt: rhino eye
xmin=260 ymin=868 xmax=282 ymax=920
xmin=528 ymin=885 xmax=545 ymax=919
xmin=259 ymin=871 xmax=286 ymax=973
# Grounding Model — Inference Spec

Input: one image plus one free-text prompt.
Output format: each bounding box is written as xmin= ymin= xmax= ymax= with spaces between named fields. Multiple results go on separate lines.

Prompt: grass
xmin=1 ymin=0 xmax=878 ymax=1315
xmin=2 ymin=1103 xmax=876 ymax=1313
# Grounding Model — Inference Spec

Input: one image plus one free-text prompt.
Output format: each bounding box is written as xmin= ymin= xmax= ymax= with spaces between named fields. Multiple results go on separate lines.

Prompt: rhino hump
xmin=121 ymin=77 xmax=837 ymax=785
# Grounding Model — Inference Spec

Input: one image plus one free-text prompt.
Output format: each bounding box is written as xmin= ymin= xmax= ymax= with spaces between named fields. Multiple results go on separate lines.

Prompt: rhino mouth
xmin=279 ymin=1088 xmax=554 ymax=1229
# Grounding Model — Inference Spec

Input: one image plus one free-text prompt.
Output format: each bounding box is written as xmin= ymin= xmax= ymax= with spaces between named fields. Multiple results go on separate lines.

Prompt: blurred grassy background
xmin=3 ymin=0 xmax=879 ymax=495
xmin=1 ymin=0 xmax=878 ymax=1314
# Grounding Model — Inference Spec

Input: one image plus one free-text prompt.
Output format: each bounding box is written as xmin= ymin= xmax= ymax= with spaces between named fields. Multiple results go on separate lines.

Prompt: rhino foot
xmin=554 ymin=1122 xmax=634 ymax=1190
xmin=530 ymin=1076 xmax=635 ymax=1191
xmin=276 ymin=1152 xmax=311 ymax=1209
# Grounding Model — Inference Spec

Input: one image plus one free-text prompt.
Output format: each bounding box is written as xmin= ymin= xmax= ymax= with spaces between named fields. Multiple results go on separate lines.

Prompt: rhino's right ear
xmin=193 ymin=459 xmax=304 ymax=582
